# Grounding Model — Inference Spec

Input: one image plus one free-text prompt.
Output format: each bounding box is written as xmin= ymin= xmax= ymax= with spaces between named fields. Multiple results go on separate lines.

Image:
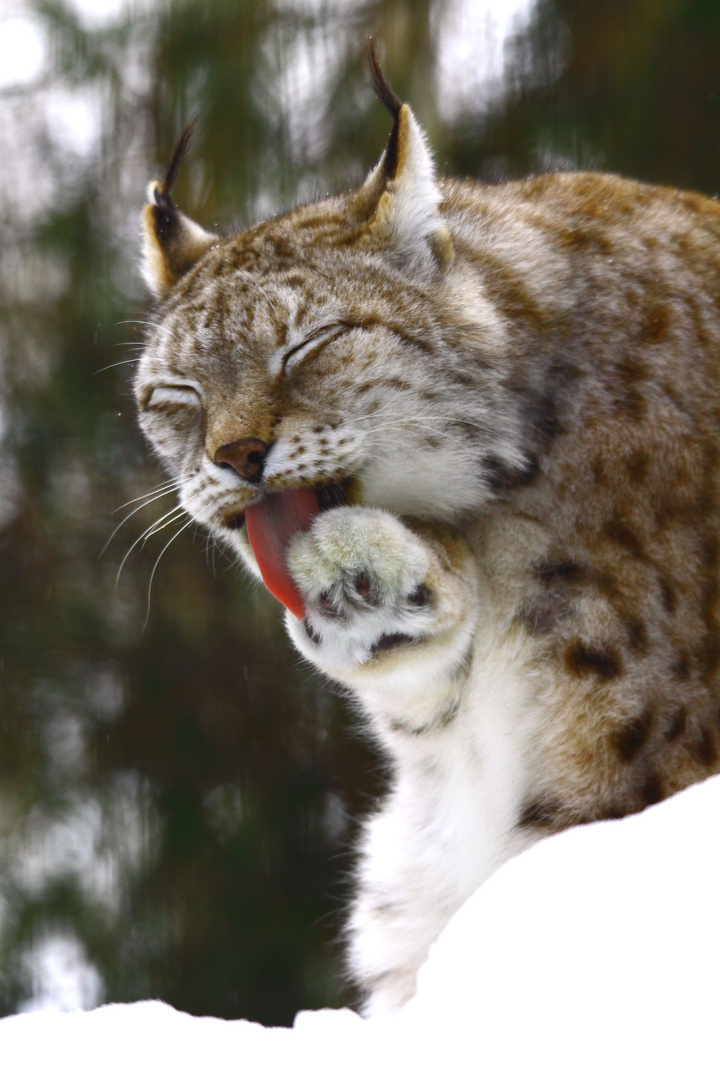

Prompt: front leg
xmin=285 ymin=507 xmax=479 ymax=737
xmin=286 ymin=507 xmax=481 ymax=1015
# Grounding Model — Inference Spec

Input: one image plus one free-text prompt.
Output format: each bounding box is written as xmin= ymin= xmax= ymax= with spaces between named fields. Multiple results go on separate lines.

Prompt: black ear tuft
xmin=366 ymin=39 xmax=401 ymax=119
xmin=354 ymin=48 xmax=452 ymax=276
xmin=152 ymin=120 xmax=197 ymax=242
xmin=141 ymin=118 xmax=217 ymax=298
xmin=157 ymin=120 xmax=197 ymax=208
xmin=366 ymin=39 xmax=402 ymax=181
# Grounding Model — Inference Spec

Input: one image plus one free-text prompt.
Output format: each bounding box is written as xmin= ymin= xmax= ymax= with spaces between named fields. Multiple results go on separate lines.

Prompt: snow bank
xmin=2 ymin=776 xmax=718 ymax=1079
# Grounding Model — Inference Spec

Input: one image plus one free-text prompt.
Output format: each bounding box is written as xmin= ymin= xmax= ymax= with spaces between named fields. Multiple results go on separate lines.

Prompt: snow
xmin=1 ymin=775 xmax=719 ymax=1079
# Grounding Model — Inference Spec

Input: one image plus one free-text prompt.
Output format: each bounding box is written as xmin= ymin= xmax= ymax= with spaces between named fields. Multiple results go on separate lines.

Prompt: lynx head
xmin=135 ymin=53 xmax=511 ymax=605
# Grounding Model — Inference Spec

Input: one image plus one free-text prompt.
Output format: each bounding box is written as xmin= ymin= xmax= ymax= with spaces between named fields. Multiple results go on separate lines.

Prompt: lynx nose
xmin=214 ymin=438 xmax=269 ymax=483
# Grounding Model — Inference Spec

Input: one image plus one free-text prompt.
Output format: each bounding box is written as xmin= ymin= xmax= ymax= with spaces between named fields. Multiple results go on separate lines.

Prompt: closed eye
xmin=143 ymin=383 xmax=203 ymax=411
xmin=281 ymin=323 xmax=353 ymax=373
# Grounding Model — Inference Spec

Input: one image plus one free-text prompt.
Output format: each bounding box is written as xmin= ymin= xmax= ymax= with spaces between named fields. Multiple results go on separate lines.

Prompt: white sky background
xmin=0 ymin=0 xmax=132 ymax=88
xmin=434 ymin=0 xmax=536 ymax=119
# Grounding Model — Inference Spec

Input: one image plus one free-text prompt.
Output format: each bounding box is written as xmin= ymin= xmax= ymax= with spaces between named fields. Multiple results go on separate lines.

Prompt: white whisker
xmin=144 ymin=508 xmax=189 ymax=541
xmin=102 ymin=488 xmax=185 ymax=561
xmin=142 ymin=517 xmax=194 ymax=633
xmin=94 ymin=358 xmax=142 ymax=374
xmin=114 ymin=479 xmax=183 ymax=512
xmin=116 ymin=505 xmax=188 ymax=584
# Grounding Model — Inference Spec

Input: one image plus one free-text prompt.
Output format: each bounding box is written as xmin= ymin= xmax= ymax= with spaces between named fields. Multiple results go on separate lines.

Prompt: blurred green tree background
xmin=1 ymin=0 xmax=720 ymax=1025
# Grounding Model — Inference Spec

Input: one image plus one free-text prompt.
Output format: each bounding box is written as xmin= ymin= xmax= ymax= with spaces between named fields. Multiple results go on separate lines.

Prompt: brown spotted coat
xmin=136 ymin=74 xmax=720 ymax=1014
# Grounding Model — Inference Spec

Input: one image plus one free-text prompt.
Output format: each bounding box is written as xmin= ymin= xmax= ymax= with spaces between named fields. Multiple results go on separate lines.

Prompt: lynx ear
xmin=354 ymin=45 xmax=453 ymax=274
xmin=141 ymin=124 xmax=218 ymax=298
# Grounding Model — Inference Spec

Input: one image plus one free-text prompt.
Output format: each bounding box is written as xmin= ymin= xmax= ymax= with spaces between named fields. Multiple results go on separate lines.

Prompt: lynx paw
xmin=285 ymin=507 xmax=478 ymax=696
xmin=285 ymin=507 xmax=432 ymax=670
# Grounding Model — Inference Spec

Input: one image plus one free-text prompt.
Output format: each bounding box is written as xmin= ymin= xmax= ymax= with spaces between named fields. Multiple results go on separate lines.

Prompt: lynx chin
xmin=135 ymin=53 xmax=720 ymax=1016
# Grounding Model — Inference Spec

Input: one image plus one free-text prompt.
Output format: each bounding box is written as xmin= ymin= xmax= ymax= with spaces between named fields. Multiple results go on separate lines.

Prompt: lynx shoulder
xmin=135 ymin=60 xmax=720 ymax=1015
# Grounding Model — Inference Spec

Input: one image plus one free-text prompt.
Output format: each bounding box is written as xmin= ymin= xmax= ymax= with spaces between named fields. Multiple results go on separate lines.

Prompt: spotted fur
xmin=135 ymin=64 xmax=720 ymax=1015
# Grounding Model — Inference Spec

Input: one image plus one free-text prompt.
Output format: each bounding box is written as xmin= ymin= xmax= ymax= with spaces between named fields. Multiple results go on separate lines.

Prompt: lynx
xmin=135 ymin=54 xmax=720 ymax=1015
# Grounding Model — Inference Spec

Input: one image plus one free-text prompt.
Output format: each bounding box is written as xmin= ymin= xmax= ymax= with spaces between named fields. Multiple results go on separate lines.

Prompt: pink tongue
xmin=244 ymin=489 xmax=321 ymax=620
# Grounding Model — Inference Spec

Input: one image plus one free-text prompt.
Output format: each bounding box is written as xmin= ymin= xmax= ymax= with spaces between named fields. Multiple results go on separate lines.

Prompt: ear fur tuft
xmin=366 ymin=39 xmax=402 ymax=181
xmin=357 ymin=42 xmax=453 ymax=276
xmin=160 ymin=120 xmax=196 ymax=201
xmin=141 ymin=122 xmax=218 ymax=298
xmin=366 ymin=39 xmax=402 ymax=120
